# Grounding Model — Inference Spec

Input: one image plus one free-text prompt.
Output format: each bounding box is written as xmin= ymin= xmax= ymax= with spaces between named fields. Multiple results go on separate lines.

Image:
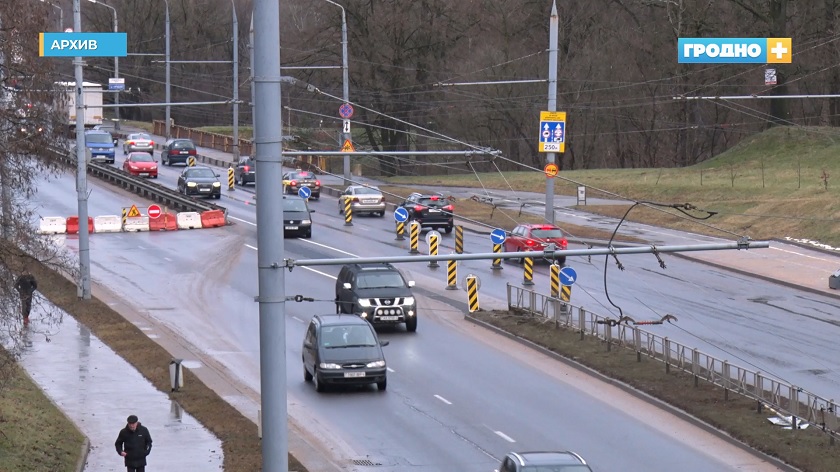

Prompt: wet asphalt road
xmin=25 ymin=159 xmax=813 ymax=471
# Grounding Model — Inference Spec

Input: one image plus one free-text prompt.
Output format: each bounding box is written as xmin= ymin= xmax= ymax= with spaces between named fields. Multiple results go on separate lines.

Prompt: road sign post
xmin=490 ymin=228 xmax=506 ymax=271
xmin=147 ymin=204 xmax=162 ymax=219
xmin=298 ymin=186 xmax=312 ymax=200
xmin=538 ymin=111 xmax=566 ymax=153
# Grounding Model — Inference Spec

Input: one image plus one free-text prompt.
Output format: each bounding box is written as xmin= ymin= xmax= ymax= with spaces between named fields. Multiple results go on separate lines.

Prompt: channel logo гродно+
xmin=677 ymin=38 xmax=792 ymax=64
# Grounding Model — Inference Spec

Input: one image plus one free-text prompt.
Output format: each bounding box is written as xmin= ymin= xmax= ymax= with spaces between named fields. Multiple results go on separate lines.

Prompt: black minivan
xmin=302 ymin=314 xmax=389 ymax=392
xmin=282 ymin=195 xmax=313 ymax=238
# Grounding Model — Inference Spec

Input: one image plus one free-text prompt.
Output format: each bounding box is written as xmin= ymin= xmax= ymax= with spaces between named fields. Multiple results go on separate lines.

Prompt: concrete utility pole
xmin=87 ymin=0 xmax=119 ymax=130
xmin=73 ymin=0 xmax=91 ymax=299
xmin=231 ymin=0 xmax=239 ymax=160
xmin=249 ymin=14 xmax=256 ymax=154
xmin=544 ymin=0 xmax=558 ymax=225
xmin=164 ymin=0 xmax=171 ymax=139
xmin=325 ymin=0 xmax=350 ymax=185
xmin=253 ymin=0 xmax=288 ymax=470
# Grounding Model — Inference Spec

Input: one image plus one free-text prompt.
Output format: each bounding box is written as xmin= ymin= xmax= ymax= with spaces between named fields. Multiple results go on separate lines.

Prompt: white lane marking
xmin=164 ymin=257 xmax=173 ymax=262
xmin=230 ymin=216 xmax=257 ymax=226
xmin=770 ymin=245 xmax=836 ymax=261
xmin=292 ymin=316 xmax=304 ymax=323
xmin=300 ymin=238 xmax=358 ymax=257
xmin=494 ymin=431 xmax=516 ymax=443
xmin=137 ymin=245 xmax=146 ymax=250
xmin=244 ymin=244 xmax=335 ymax=279
xmin=387 ymin=367 xmax=395 ymax=373
xmin=434 ymin=394 xmax=452 ymax=405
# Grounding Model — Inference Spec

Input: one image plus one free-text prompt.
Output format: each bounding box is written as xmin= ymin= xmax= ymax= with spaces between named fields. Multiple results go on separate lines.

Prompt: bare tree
xmin=0 ymin=3 xmax=77 ymax=399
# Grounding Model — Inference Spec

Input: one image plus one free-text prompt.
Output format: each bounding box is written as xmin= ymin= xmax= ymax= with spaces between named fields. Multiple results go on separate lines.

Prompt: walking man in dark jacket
xmin=14 ymin=273 xmax=37 ymax=326
xmin=115 ymin=415 xmax=153 ymax=472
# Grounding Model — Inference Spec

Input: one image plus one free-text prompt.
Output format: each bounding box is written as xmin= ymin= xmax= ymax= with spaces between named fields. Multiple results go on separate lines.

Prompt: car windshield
xmin=187 ymin=168 xmax=215 ymax=179
xmin=321 ymin=325 xmax=377 ymax=348
xmin=129 ymin=153 xmax=153 ymax=162
xmin=131 ymin=133 xmax=151 ymax=140
xmin=172 ymin=140 xmax=194 ymax=149
xmin=283 ymin=199 xmax=308 ymax=212
xmin=356 ymin=271 xmax=406 ymax=289
xmin=354 ymin=187 xmax=380 ymax=195
xmin=418 ymin=197 xmax=446 ymax=207
xmin=86 ymin=133 xmax=112 ymax=143
xmin=293 ymin=172 xmax=314 ymax=180
xmin=531 ymin=229 xmax=564 ymax=239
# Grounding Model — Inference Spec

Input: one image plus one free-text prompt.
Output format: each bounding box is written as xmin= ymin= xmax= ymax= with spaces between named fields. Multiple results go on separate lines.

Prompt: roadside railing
xmin=506 ymin=283 xmax=840 ymax=435
xmin=154 ymin=120 xmax=252 ymax=156
xmin=47 ymin=146 xmax=227 ymax=216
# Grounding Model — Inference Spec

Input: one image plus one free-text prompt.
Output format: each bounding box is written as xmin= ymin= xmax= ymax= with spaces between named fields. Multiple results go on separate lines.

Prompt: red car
xmin=122 ymin=152 xmax=159 ymax=178
xmin=503 ymin=224 xmax=569 ymax=265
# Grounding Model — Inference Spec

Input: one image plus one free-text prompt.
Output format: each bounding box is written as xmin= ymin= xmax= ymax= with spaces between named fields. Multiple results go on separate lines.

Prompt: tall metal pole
xmin=164 ymin=0 xmax=171 ymax=140
xmin=544 ymin=0 xmax=558 ymax=225
xmin=326 ymin=0 xmax=350 ymax=185
xmin=89 ymin=0 xmax=120 ymax=130
xmin=231 ymin=0 xmax=239 ymax=161
xmin=74 ymin=0 xmax=91 ymax=299
xmin=249 ymin=14 xmax=256 ymax=153
xmin=253 ymin=0 xmax=287 ymax=470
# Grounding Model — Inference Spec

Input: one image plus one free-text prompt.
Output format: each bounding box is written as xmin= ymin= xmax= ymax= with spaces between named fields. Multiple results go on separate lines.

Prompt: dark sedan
xmin=177 ymin=166 xmax=222 ymax=199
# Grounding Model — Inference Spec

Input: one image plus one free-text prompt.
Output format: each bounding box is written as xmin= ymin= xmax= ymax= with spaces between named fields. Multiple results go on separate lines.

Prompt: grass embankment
xmin=5 ymin=251 xmax=307 ymax=472
xmin=0 ymin=355 xmax=86 ymax=472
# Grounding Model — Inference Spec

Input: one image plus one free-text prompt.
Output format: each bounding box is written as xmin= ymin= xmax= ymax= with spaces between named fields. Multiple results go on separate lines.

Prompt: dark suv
xmin=335 ymin=263 xmax=417 ymax=332
xmin=396 ymin=192 xmax=454 ymax=233
xmin=496 ymin=451 xmax=593 ymax=472
xmin=161 ymin=138 xmax=197 ymax=166
xmin=302 ymin=314 xmax=389 ymax=392
xmin=234 ymin=156 xmax=256 ymax=186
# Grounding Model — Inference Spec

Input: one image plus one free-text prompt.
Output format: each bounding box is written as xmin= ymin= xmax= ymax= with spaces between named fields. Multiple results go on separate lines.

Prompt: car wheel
xmin=556 ymin=256 xmax=566 ymax=266
xmin=377 ymin=211 xmax=385 ymax=217
xmin=215 ymin=194 xmax=221 ymax=199
xmin=517 ymin=248 xmax=526 ymax=265
xmin=239 ymin=175 xmax=246 ymax=186
xmin=377 ymin=378 xmax=387 ymax=391
xmin=303 ymin=362 xmax=313 ymax=382
xmin=444 ymin=225 xmax=453 ymax=234
xmin=406 ymin=316 xmax=417 ymax=333
xmin=313 ymin=369 xmax=325 ymax=392
xmin=304 ymin=229 xmax=312 ymax=239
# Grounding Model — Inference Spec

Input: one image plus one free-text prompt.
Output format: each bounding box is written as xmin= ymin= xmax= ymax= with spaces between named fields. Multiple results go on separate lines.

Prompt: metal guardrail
xmin=506 ymin=283 xmax=840 ymax=435
xmin=46 ymin=146 xmax=228 ymax=216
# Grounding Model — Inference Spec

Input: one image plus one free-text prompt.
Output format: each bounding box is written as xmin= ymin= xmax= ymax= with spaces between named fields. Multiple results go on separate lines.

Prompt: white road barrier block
xmin=94 ymin=215 xmax=122 ymax=233
xmin=39 ymin=216 xmax=67 ymax=234
xmin=123 ymin=216 xmax=150 ymax=232
xmin=176 ymin=212 xmax=203 ymax=230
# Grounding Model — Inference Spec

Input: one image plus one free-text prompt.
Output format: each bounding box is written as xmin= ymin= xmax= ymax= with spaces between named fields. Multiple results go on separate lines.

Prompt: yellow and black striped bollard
xmin=454 ymin=225 xmax=464 ymax=254
xmin=121 ymin=207 xmax=127 ymax=229
xmin=188 ymin=156 xmax=196 ymax=167
xmin=466 ymin=275 xmax=479 ymax=312
xmin=445 ymin=258 xmax=457 ymax=290
xmin=395 ymin=221 xmax=405 ymax=240
xmin=227 ymin=166 xmax=235 ymax=191
xmin=343 ymin=196 xmax=353 ymax=226
xmin=550 ymin=263 xmax=561 ymax=298
xmin=523 ymin=254 xmax=535 ymax=286
xmin=428 ymin=233 xmax=440 ymax=268
xmin=491 ymin=243 xmax=503 ymax=270
xmin=560 ymin=284 xmax=572 ymax=316
xmin=409 ymin=221 xmax=420 ymax=254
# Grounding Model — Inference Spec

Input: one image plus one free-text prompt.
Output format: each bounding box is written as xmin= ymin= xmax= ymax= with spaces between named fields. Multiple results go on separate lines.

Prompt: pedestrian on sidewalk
xmin=14 ymin=273 xmax=37 ymax=326
xmin=115 ymin=414 xmax=153 ymax=472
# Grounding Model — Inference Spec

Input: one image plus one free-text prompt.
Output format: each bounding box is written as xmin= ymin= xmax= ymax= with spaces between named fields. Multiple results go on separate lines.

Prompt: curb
xmin=75 ymin=438 xmax=91 ymax=472
xmin=463 ymin=313 xmax=802 ymax=472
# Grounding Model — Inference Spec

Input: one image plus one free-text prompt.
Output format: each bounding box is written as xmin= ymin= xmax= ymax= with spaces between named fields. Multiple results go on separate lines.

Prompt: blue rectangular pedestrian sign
xmin=39 ymin=32 xmax=127 ymax=57
xmin=539 ymin=111 xmax=566 ymax=153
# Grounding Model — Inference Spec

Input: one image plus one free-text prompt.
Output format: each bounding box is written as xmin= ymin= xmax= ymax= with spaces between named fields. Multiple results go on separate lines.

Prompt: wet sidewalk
xmin=18 ymin=296 xmax=223 ymax=471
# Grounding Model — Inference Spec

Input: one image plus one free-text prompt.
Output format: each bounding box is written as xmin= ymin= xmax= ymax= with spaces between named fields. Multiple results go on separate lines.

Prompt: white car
xmin=123 ymin=133 xmax=155 ymax=154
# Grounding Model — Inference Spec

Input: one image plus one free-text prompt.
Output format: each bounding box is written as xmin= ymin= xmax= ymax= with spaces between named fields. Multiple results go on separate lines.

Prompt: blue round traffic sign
xmin=559 ymin=266 xmax=577 ymax=286
xmin=298 ymin=186 xmax=312 ymax=199
xmin=394 ymin=207 xmax=409 ymax=223
xmin=339 ymin=103 xmax=354 ymax=119
xmin=490 ymin=228 xmax=507 ymax=245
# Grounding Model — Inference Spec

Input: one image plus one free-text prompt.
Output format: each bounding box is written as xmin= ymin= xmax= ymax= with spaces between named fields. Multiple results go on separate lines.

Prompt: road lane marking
xmin=137 ymin=245 xmax=146 ymax=250
xmin=164 ymin=257 xmax=173 ymax=262
xmin=494 ymin=431 xmax=516 ymax=443
xmin=244 ymin=244 xmax=336 ymax=279
xmin=434 ymin=394 xmax=452 ymax=405
xmin=292 ymin=316 xmax=304 ymax=323
xmin=387 ymin=367 xmax=395 ymax=373
xmin=300 ymin=238 xmax=358 ymax=257
xmin=230 ymin=216 xmax=257 ymax=226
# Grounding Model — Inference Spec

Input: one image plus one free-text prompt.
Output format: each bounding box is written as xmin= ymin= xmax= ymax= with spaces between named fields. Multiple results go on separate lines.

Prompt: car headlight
xmin=212 ymin=182 xmax=221 ymax=187
xmin=151 ymin=166 xmax=157 ymax=170
xmin=404 ymin=297 xmax=415 ymax=305
xmin=358 ymin=299 xmax=371 ymax=308
xmin=187 ymin=182 xmax=197 ymax=187
xmin=302 ymin=219 xmax=311 ymax=225
xmin=366 ymin=360 xmax=385 ymax=368
xmin=319 ymin=363 xmax=341 ymax=370
xmin=130 ymin=165 xmax=138 ymax=170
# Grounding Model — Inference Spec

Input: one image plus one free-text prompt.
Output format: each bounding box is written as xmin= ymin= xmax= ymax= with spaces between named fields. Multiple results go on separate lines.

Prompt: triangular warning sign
xmin=340 ymin=139 xmax=355 ymax=153
xmin=127 ymin=205 xmax=141 ymax=217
